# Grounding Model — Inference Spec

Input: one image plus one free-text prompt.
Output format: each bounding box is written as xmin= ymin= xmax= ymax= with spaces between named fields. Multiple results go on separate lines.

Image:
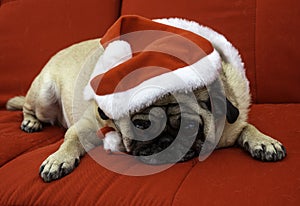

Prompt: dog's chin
xmin=130 ymin=132 xmax=204 ymax=165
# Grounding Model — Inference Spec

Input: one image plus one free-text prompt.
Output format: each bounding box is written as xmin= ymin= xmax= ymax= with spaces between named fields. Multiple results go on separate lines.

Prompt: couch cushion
xmin=0 ymin=0 xmax=121 ymax=107
xmin=0 ymin=110 xmax=64 ymax=166
xmin=173 ymin=103 xmax=300 ymax=205
xmin=0 ymin=141 xmax=197 ymax=205
xmin=1 ymin=104 xmax=299 ymax=205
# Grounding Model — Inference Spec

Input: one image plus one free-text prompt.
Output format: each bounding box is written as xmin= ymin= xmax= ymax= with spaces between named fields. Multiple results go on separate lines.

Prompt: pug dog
xmin=6 ymin=23 xmax=286 ymax=182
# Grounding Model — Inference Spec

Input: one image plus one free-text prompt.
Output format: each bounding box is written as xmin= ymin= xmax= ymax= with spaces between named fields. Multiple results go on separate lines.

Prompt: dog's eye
xmin=98 ymin=107 xmax=109 ymax=120
xmin=133 ymin=119 xmax=151 ymax=130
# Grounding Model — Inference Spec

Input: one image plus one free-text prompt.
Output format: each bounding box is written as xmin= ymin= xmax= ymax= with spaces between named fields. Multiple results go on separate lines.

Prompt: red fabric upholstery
xmin=0 ymin=111 xmax=65 ymax=166
xmin=0 ymin=105 xmax=299 ymax=205
xmin=0 ymin=0 xmax=299 ymax=205
xmin=0 ymin=0 xmax=121 ymax=107
xmin=255 ymin=0 xmax=300 ymax=103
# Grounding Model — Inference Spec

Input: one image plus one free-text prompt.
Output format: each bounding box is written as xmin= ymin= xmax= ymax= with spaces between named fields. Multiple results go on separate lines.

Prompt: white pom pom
xmin=103 ymin=131 xmax=122 ymax=152
xmin=101 ymin=40 xmax=132 ymax=69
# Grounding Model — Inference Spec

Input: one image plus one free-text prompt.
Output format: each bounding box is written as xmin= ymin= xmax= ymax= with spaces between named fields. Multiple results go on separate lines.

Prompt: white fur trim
xmin=154 ymin=18 xmax=246 ymax=79
xmin=103 ymin=131 xmax=122 ymax=152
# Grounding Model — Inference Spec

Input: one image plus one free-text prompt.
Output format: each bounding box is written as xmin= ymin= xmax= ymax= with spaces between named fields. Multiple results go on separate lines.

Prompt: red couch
xmin=1 ymin=0 xmax=299 ymax=205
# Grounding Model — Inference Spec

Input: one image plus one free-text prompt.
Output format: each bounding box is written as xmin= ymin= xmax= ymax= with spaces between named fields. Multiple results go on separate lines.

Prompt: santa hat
xmin=84 ymin=15 xmax=246 ymax=120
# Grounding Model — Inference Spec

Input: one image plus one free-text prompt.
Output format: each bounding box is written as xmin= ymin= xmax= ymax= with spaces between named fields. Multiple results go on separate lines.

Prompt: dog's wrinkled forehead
xmin=97 ymin=87 xmax=210 ymax=123
xmin=131 ymin=87 xmax=210 ymax=118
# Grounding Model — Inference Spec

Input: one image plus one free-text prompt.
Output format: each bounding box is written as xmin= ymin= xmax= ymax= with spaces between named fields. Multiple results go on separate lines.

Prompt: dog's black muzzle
xmin=129 ymin=118 xmax=205 ymax=165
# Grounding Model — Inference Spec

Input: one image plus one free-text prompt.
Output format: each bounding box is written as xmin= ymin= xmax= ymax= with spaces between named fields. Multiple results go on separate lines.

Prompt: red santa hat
xmin=84 ymin=15 xmax=246 ymax=120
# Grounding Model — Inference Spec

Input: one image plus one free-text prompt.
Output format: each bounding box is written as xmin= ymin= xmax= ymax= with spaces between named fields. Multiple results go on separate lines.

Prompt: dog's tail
xmin=6 ymin=96 xmax=25 ymax=111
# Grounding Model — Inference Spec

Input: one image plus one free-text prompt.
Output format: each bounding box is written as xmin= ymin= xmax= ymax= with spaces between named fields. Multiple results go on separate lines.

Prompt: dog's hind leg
xmin=237 ymin=124 xmax=287 ymax=161
xmin=21 ymin=73 xmax=60 ymax=133
xmin=6 ymin=96 xmax=25 ymax=110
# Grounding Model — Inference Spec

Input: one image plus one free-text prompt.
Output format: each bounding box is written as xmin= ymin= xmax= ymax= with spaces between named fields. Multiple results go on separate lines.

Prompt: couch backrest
xmin=1 ymin=0 xmax=299 ymax=106
xmin=0 ymin=0 xmax=121 ymax=107
xmin=122 ymin=0 xmax=300 ymax=103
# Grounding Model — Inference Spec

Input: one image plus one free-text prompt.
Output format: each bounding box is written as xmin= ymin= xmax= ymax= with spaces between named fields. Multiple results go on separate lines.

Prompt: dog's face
xmin=111 ymin=88 xmax=211 ymax=164
xmin=102 ymin=84 xmax=240 ymax=165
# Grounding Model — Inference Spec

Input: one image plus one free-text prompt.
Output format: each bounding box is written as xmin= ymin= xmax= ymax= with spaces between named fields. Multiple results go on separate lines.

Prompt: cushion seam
xmin=171 ymin=159 xmax=197 ymax=206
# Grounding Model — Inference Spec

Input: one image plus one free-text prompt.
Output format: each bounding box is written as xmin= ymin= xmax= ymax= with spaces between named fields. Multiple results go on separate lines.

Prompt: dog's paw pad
xmin=39 ymin=153 xmax=79 ymax=182
xmin=244 ymin=140 xmax=286 ymax=162
xmin=21 ymin=119 xmax=42 ymax=133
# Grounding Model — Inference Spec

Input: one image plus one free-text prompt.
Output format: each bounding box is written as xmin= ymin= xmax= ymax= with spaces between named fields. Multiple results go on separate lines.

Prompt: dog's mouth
xmin=127 ymin=118 xmax=206 ymax=165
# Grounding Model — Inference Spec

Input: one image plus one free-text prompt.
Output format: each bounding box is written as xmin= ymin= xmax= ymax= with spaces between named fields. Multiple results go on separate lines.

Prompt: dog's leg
xmin=21 ymin=105 xmax=43 ymax=133
xmin=237 ymin=124 xmax=286 ymax=161
xmin=39 ymin=125 xmax=86 ymax=182
xmin=39 ymin=104 xmax=100 ymax=182
xmin=21 ymin=74 xmax=59 ymax=132
xmin=22 ymin=79 xmax=43 ymax=132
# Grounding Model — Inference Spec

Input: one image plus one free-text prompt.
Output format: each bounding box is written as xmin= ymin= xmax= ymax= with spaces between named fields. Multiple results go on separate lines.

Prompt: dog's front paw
xmin=240 ymin=136 xmax=286 ymax=162
xmin=238 ymin=124 xmax=287 ymax=162
xmin=21 ymin=118 xmax=42 ymax=133
xmin=39 ymin=152 xmax=80 ymax=182
xmin=244 ymin=140 xmax=286 ymax=161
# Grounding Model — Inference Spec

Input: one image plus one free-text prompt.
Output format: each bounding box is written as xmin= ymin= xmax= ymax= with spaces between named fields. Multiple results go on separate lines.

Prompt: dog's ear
xmin=98 ymin=107 xmax=110 ymax=120
xmin=226 ymin=98 xmax=239 ymax=124
xmin=203 ymin=97 xmax=239 ymax=124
